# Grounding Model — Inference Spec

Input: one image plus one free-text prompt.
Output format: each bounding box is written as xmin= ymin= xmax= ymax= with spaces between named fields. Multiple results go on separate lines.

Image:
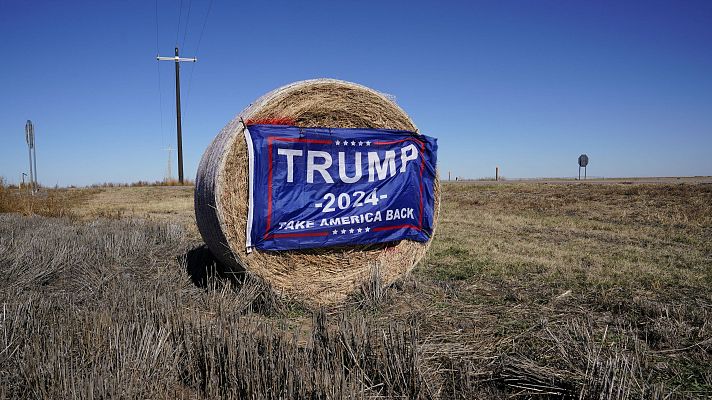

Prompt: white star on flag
xmin=357 ymin=228 xmax=362 ymax=233
xmin=332 ymin=229 xmax=338 ymax=234
xmin=335 ymin=140 xmax=340 ymax=145
xmin=349 ymin=228 xmax=355 ymax=233
xmin=343 ymin=141 xmax=349 ymax=146
xmin=358 ymin=141 xmax=363 ymax=146
xmin=350 ymin=141 xmax=356 ymax=146
xmin=365 ymin=141 xmax=371 ymax=146
xmin=341 ymin=229 xmax=346 ymax=234
xmin=365 ymin=227 xmax=371 ymax=232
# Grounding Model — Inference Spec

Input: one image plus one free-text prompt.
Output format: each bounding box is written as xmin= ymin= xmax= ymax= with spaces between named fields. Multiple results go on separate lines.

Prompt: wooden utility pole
xmin=157 ymin=47 xmax=196 ymax=184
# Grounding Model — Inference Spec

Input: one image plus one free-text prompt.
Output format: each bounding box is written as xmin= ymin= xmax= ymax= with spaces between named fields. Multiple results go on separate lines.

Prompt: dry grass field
xmin=1 ymin=180 xmax=711 ymax=398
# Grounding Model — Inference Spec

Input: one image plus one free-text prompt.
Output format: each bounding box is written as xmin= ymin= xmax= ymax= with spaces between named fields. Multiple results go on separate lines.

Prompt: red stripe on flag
xmin=265 ymin=138 xmax=273 ymax=235
xmin=418 ymin=141 xmax=425 ymax=227
xmin=372 ymin=224 xmax=421 ymax=232
xmin=373 ymin=137 xmax=425 ymax=146
xmin=245 ymin=117 xmax=296 ymax=126
xmin=274 ymin=137 xmax=332 ymax=144
xmin=267 ymin=231 xmax=329 ymax=239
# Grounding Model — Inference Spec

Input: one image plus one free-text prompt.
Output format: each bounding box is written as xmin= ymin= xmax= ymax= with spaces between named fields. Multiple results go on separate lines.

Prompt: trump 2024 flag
xmin=244 ymin=124 xmax=438 ymax=251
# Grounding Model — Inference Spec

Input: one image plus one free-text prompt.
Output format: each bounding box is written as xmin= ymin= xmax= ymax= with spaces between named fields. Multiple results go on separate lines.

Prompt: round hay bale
xmin=195 ymin=78 xmax=440 ymax=306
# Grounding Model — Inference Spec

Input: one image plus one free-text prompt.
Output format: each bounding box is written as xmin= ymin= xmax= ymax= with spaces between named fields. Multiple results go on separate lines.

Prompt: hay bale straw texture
xmin=195 ymin=79 xmax=440 ymax=306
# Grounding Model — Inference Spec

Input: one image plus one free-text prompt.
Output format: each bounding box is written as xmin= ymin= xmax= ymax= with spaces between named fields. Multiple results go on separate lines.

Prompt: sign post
xmin=24 ymin=120 xmax=37 ymax=193
xmin=578 ymin=154 xmax=589 ymax=180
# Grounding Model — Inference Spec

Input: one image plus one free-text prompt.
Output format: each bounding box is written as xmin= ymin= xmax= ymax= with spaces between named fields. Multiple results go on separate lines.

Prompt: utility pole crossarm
xmin=157 ymin=55 xmax=197 ymax=62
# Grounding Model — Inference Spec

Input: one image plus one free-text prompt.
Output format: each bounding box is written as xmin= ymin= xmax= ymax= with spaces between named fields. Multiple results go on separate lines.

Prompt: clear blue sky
xmin=1 ymin=0 xmax=711 ymax=186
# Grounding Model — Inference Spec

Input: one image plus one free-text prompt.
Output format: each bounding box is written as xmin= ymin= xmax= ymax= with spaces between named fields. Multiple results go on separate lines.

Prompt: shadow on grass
xmin=180 ymin=244 xmax=286 ymax=315
xmin=181 ymin=244 xmax=244 ymax=289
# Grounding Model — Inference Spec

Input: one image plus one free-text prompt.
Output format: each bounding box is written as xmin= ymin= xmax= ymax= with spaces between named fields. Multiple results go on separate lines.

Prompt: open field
xmin=460 ymin=176 xmax=712 ymax=185
xmin=1 ymin=181 xmax=711 ymax=398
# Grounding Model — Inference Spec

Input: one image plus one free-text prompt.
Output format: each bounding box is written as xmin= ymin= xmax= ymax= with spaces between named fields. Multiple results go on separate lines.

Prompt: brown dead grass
xmin=404 ymin=182 xmax=712 ymax=396
xmin=71 ymin=186 xmax=197 ymax=238
xmin=3 ymin=181 xmax=710 ymax=397
xmin=0 ymin=178 xmax=98 ymax=218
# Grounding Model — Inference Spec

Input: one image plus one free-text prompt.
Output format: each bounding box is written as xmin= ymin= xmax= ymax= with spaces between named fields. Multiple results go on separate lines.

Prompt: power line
xmin=155 ymin=0 xmax=166 ymax=148
xmin=155 ymin=0 xmax=161 ymax=51
xmin=180 ymin=0 xmax=193 ymax=50
xmin=183 ymin=0 xmax=213 ymax=117
xmin=175 ymin=0 xmax=183 ymax=46
xmin=193 ymin=0 xmax=213 ymax=65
